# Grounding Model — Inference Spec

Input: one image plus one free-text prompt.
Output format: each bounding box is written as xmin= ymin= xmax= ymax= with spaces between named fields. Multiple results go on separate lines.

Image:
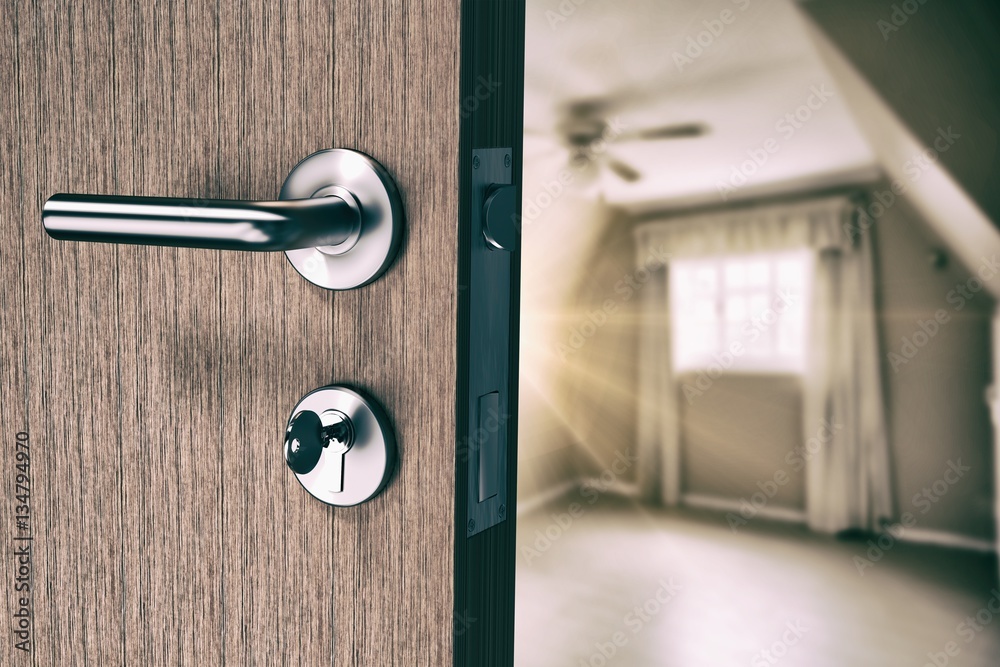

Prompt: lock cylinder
xmin=283 ymin=385 xmax=396 ymax=507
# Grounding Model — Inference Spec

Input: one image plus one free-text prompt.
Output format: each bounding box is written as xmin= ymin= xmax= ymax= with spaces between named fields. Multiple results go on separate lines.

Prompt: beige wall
xmin=872 ymin=188 xmax=995 ymax=540
xmin=517 ymin=193 xmax=632 ymax=502
xmin=551 ymin=215 xmax=644 ymax=485
xmin=680 ymin=374 xmax=805 ymax=510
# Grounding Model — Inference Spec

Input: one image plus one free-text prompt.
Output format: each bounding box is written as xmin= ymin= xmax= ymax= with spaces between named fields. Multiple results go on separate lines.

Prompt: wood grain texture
xmin=327 ymin=1 xmax=463 ymax=664
xmin=2 ymin=0 xmax=467 ymax=664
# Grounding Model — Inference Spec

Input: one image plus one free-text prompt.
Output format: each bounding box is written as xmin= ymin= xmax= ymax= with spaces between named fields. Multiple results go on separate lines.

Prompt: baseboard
xmin=894 ymin=527 xmax=996 ymax=554
xmin=517 ymin=476 xmax=642 ymax=516
xmin=579 ymin=477 xmax=640 ymax=499
xmin=681 ymin=493 xmax=808 ymax=524
xmin=516 ymin=479 xmax=579 ymax=517
xmin=518 ymin=488 xmax=998 ymax=554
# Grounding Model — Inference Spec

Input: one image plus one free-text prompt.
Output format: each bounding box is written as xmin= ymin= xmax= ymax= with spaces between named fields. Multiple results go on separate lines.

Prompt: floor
xmin=515 ymin=493 xmax=1000 ymax=667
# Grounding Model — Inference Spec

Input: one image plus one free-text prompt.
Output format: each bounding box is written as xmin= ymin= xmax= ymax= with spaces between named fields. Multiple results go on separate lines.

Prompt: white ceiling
xmin=524 ymin=0 xmax=879 ymax=210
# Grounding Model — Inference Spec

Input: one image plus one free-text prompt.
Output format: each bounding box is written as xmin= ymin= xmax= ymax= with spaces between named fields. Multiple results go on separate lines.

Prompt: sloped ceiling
xmin=800 ymin=0 xmax=1000 ymax=228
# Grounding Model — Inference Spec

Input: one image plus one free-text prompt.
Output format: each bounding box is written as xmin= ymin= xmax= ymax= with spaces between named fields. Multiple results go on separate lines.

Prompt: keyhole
xmin=319 ymin=410 xmax=354 ymax=493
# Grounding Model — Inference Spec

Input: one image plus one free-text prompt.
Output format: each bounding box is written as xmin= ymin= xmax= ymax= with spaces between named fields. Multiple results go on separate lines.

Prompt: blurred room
xmin=515 ymin=0 xmax=1000 ymax=665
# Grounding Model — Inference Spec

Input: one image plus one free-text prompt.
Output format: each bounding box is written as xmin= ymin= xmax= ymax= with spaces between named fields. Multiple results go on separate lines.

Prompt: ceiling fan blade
xmin=605 ymin=156 xmax=641 ymax=183
xmin=620 ymin=123 xmax=708 ymax=141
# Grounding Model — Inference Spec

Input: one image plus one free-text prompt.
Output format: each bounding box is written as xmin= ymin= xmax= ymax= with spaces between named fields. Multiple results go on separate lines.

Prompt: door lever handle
xmin=42 ymin=149 xmax=404 ymax=290
xmin=44 ymin=193 xmax=360 ymax=251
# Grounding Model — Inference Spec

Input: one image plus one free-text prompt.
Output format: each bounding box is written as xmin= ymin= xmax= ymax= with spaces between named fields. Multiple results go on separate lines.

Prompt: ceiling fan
xmin=525 ymin=95 xmax=708 ymax=185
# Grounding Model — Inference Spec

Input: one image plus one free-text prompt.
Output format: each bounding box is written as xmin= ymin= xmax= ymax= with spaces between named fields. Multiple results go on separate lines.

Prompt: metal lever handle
xmin=41 ymin=149 xmax=404 ymax=290
xmin=44 ymin=193 xmax=360 ymax=252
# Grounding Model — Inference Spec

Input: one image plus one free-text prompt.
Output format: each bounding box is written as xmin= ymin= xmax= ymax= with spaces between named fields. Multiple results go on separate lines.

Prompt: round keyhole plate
xmin=285 ymin=385 xmax=397 ymax=507
xmin=280 ymin=148 xmax=404 ymax=290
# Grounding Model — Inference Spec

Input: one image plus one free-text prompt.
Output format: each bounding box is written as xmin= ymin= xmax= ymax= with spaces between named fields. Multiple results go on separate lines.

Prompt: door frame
xmin=454 ymin=2 xmax=525 ymax=664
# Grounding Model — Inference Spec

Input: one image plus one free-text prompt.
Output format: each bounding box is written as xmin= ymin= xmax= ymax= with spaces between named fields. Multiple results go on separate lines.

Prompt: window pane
xmin=745 ymin=259 xmax=769 ymax=287
xmin=724 ymin=295 xmax=747 ymax=322
xmin=776 ymin=254 xmax=808 ymax=291
xmin=694 ymin=266 xmax=717 ymax=294
xmin=724 ymin=260 xmax=746 ymax=288
xmin=748 ymin=293 xmax=769 ymax=320
xmin=669 ymin=250 xmax=812 ymax=374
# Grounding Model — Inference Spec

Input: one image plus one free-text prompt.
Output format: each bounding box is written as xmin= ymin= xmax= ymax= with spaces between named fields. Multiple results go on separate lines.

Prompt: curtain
xmin=636 ymin=263 xmax=676 ymax=503
xmin=634 ymin=195 xmax=893 ymax=532
xmin=803 ymin=231 xmax=893 ymax=532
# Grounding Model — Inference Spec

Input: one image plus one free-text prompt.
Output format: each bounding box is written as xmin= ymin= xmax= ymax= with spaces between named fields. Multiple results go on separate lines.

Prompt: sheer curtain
xmin=804 ymin=232 xmax=893 ymax=532
xmin=634 ymin=195 xmax=893 ymax=532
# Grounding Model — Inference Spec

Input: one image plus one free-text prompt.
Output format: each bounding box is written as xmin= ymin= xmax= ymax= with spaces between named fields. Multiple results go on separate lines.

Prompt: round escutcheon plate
xmin=280 ymin=149 xmax=404 ymax=290
xmin=284 ymin=385 xmax=397 ymax=507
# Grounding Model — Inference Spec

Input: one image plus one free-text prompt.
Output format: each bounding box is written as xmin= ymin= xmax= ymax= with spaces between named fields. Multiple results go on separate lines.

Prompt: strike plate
xmin=466 ymin=148 xmax=514 ymax=537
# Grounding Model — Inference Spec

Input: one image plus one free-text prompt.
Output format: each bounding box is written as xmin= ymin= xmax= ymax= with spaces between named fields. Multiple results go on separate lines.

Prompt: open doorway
xmin=517 ymin=1 xmax=1000 ymax=665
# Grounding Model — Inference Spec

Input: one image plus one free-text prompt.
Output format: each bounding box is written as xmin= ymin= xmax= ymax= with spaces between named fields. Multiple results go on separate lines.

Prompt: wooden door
xmin=1 ymin=1 xmax=523 ymax=664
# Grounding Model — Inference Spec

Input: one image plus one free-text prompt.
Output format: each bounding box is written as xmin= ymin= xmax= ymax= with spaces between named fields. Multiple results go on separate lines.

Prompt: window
xmin=669 ymin=250 xmax=813 ymax=374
